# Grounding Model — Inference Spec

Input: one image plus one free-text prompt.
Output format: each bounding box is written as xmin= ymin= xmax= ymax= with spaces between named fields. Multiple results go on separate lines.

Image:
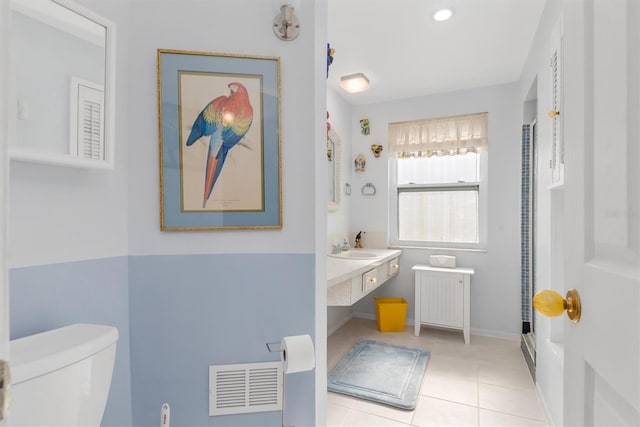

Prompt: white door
xmin=562 ymin=0 xmax=640 ymax=425
xmin=0 ymin=0 xmax=10 ymax=424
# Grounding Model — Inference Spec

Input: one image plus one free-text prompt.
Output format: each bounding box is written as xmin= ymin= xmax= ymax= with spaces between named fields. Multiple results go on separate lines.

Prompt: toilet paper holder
xmin=266 ymin=337 xmax=315 ymax=427
xmin=266 ymin=336 xmax=315 ymax=374
xmin=266 ymin=341 xmax=283 ymax=353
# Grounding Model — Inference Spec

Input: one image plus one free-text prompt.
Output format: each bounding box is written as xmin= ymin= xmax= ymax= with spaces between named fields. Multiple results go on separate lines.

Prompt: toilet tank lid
xmin=10 ymin=323 xmax=119 ymax=385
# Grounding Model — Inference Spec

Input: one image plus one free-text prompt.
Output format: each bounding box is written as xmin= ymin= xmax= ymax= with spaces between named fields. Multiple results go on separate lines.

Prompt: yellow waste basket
xmin=375 ymin=298 xmax=408 ymax=332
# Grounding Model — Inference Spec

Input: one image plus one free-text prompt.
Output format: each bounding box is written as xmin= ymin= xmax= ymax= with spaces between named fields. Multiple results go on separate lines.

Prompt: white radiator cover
xmin=419 ymin=273 xmax=464 ymax=327
xmin=209 ymin=362 xmax=283 ymax=416
xmin=413 ymin=265 xmax=474 ymax=344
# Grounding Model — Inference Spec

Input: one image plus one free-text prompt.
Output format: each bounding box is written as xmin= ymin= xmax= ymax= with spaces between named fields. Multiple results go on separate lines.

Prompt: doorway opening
xmin=521 ymin=79 xmax=538 ymax=378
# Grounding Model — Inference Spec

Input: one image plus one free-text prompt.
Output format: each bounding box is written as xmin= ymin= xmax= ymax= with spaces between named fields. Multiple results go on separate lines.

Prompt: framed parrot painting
xmin=157 ymin=49 xmax=281 ymax=230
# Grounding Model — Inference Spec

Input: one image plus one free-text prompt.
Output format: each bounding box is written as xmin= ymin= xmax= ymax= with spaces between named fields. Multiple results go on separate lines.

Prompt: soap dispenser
xmin=341 ymin=234 xmax=350 ymax=251
xmin=354 ymin=231 xmax=365 ymax=248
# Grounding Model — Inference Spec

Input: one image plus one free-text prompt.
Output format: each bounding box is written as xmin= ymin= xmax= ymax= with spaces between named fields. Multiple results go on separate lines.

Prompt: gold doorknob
xmin=548 ymin=109 xmax=560 ymax=118
xmin=533 ymin=289 xmax=581 ymax=323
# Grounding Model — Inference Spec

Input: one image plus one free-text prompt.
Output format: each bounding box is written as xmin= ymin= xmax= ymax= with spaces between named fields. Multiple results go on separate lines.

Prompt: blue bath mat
xmin=328 ymin=340 xmax=430 ymax=410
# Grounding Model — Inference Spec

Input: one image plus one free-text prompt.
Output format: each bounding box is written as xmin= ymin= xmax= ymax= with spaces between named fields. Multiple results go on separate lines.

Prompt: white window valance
xmin=389 ymin=112 xmax=488 ymax=158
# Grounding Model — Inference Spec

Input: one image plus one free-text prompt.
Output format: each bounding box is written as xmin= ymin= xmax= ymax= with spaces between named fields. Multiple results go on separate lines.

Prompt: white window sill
xmin=388 ymin=244 xmax=488 ymax=253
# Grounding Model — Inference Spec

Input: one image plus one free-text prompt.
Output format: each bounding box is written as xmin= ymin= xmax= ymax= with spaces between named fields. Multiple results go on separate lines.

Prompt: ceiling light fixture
xmin=433 ymin=8 xmax=454 ymax=22
xmin=340 ymin=73 xmax=370 ymax=94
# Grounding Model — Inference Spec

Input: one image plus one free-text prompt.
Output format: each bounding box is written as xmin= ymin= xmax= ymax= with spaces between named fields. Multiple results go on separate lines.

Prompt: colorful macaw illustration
xmin=186 ymin=82 xmax=253 ymax=208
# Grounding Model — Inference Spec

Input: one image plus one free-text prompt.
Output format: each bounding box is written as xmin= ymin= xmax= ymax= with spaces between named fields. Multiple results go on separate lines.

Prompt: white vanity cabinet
xmin=327 ymin=276 xmax=364 ymax=306
xmin=327 ymin=265 xmax=385 ymax=306
xmin=327 ymin=249 xmax=402 ymax=306
xmin=362 ymin=268 xmax=379 ymax=294
xmin=387 ymin=257 xmax=400 ymax=277
xmin=413 ymin=265 xmax=474 ymax=344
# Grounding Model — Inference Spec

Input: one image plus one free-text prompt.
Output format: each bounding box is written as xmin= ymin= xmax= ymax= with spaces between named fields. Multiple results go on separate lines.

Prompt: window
xmin=389 ymin=113 xmax=487 ymax=248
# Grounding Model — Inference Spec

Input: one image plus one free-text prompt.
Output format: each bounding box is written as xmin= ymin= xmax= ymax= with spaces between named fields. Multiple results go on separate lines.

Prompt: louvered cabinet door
xmin=413 ymin=265 xmax=474 ymax=344
xmin=70 ymin=77 xmax=105 ymax=160
xmin=418 ymin=272 xmax=464 ymax=328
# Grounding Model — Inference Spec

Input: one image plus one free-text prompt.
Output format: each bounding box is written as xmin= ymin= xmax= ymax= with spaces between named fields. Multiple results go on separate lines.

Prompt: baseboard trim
xmin=352 ymin=311 xmax=377 ymax=321
xmin=353 ymin=311 xmax=418 ymax=325
xmin=521 ymin=334 xmax=536 ymax=380
xmin=351 ymin=313 xmax=520 ymax=341
xmin=328 ymin=313 xmax=354 ymax=336
xmin=470 ymin=328 xmax=520 ymax=342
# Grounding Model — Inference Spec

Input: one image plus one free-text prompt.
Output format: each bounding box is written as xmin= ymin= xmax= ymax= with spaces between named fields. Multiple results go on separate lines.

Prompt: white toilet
xmin=8 ymin=323 xmax=119 ymax=426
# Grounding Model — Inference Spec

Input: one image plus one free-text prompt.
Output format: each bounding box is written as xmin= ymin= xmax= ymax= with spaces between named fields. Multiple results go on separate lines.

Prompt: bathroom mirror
xmin=9 ymin=0 xmax=116 ymax=169
xmin=328 ymin=128 xmax=341 ymax=212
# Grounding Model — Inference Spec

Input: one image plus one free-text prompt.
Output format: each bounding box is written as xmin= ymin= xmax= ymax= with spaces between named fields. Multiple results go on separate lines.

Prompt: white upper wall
xmin=348 ymin=83 xmax=524 ymax=336
xmin=8 ymin=0 xmax=130 ymax=268
xmin=327 ymin=87 xmax=351 ymax=246
xmin=8 ymin=0 xmax=324 ymax=267
xmin=350 ymin=83 xmax=521 ymax=245
xmin=126 ymin=0 xmax=319 ymax=256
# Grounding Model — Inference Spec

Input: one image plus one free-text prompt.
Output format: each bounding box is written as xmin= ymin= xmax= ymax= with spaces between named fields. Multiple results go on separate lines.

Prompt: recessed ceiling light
xmin=433 ymin=8 xmax=454 ymax=22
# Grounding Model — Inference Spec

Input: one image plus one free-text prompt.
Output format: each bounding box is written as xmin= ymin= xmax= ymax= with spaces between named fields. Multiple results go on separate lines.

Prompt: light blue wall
xmin=10 ymin=257 xmax=133 ymax=427
xmin=10 ymin=253 xmax=317 ymax=427
xmin=128 ymin=254 xmax=315 ymax=427
xmin=122 ymin=1 xmax=322 ymax=423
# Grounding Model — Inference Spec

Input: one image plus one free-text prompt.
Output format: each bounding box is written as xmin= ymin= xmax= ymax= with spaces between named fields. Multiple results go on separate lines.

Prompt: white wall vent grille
xmin=209 ymin=362 xmax=282 ymax=416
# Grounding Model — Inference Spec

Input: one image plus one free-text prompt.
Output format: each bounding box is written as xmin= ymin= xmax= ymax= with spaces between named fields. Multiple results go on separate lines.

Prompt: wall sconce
xmin=340 ymin=73 xmax=370 ymax=94
xmin=273 ymin=2 xmax=300 ymax=41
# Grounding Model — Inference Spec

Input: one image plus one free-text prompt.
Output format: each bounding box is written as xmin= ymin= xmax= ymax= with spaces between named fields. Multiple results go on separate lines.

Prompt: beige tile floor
xmin=327 ymin=318 xmax=549 ymax=427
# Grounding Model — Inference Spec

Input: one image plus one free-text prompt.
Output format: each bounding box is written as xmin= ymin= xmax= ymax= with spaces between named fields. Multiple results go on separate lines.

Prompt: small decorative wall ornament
xmin=327 ymin=43 xmax=335 ymax=77
xmin=370 ymin=144 xmax=383 ymax=158
xmin=360 ymin=118 xmax=370 ymax=135
xmin=354 ymin=153 xmax=366 ymax=172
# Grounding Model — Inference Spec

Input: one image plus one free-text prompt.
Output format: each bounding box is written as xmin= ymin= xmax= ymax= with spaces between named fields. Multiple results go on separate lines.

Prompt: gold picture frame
xmin=157 ymin=49 xmax=282 ymax=230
